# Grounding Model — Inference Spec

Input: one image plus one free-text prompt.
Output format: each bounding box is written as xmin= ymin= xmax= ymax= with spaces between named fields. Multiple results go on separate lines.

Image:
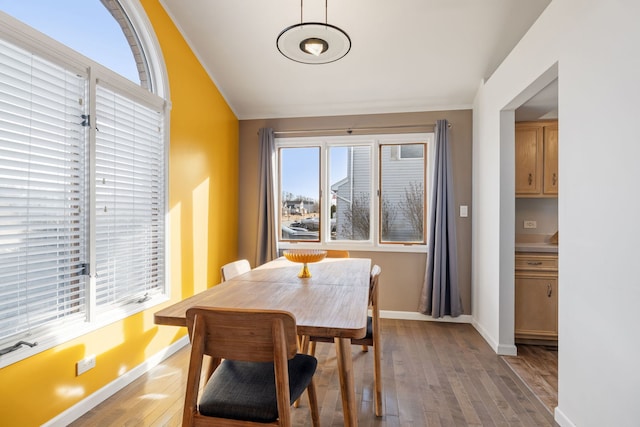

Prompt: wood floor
xmin=70 ymin=320 xmax=557 ymax=426
xmin=502 ymin=344 xmax=558 ymax=414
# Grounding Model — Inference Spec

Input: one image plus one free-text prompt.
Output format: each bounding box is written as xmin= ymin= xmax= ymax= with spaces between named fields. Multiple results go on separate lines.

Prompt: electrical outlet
xmin=523 ymin=220 xmax=537 ymax=229
xmin=76 ymin=355 xmax=96 ymax=376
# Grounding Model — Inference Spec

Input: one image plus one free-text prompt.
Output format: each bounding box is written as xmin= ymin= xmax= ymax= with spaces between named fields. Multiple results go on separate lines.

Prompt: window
xmin=276 ymin=134 xmax=432 ymax=251
xmin=380 ymin=144 xmax=425 ymax=243
xmin=0 ymin=2 xmax=168 ymax=367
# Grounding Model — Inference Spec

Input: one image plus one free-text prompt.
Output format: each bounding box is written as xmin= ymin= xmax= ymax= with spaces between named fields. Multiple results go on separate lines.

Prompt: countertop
xmin=515 ymin=242 xmax=558 ymax=253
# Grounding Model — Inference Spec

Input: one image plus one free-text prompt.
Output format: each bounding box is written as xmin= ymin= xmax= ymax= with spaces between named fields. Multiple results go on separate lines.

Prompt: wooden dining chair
xmin=183 ymin=307 xmax=320 ymax=427
xmin=325 ymin=249 xmax=350 ymax=258
xmin=220 ymin=259 xmax=251 ymax=281
xmin=308 ymin=264 xmax=383 ymax=416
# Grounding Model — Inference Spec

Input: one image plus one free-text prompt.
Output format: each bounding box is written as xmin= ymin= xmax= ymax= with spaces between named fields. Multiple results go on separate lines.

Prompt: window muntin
xmin=276 ymin=134 xmax=431 ymax=251
xmin=380 ymin=143 xmax=426 ymax=244
xmin=0 ymin=2 xmax=167 ymax=366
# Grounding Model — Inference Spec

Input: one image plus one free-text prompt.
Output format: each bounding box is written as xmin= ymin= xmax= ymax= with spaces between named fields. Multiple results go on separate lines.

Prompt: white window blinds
xmin=0 ymin=2 xmax=167 ymax=367
xmin=0 ymin=39 xmax=88 ymax=343
xmin=94 ymin=85 xmax=165 ymax=311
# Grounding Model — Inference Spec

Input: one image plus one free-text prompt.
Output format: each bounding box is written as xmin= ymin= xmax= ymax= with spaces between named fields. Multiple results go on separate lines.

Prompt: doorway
xmin=506 ymin=77 xmax=559 ymax=413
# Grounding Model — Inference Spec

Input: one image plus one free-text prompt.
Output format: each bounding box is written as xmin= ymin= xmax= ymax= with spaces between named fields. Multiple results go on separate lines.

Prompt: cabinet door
xmin=515 ymin=126 xmax=543 ymax=195
xmin=515 ymin=275 xmax=558 ymax=339
xmin=543 ymin=124 xmax=559 ymax=195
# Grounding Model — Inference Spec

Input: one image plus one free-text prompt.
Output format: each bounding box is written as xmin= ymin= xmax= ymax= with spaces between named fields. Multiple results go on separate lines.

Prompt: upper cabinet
xmin=515 ymin=120 xmax=558 ymax=197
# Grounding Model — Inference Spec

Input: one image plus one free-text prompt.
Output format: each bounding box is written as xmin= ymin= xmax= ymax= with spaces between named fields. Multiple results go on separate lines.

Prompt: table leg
xmin=335 ymin=337 xmax=358 ymax=427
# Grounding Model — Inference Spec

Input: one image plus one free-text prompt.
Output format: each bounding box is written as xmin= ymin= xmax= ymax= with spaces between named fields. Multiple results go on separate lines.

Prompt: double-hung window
xmin=0 ymin=2 xmax=168 ymax=367
xmin=276 ymin=133 xmax=432 ymax=252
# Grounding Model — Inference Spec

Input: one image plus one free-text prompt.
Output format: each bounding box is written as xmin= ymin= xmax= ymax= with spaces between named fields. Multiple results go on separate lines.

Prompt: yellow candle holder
xmin=283 ymin=250 xmax=327 ymax=278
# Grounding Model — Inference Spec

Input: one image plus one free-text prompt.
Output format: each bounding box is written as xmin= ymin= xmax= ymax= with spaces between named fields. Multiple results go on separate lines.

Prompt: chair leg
xmin=362 ymin=344 xmax=368 ymax=352
xmin=373 ymin=342 xmax=382 ymax=416
xmin=307 ymin=377 xmax=320 ymax=427
xmin=309 ymin=341 xmax=317 ymax=356
xmin=294 ymin=335 xmax=310 ymax=409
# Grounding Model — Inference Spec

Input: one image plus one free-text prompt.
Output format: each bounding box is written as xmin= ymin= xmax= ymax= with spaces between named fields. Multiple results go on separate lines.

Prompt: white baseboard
xmin=471 ymin=318 xmax=517 ymax=356
xmin=380 ymin=310 xmax=473 ymax=323
xmin=554 ymin=406 xmax=576 ymax=427
xmin=42 ymin=336 xmax=190 ymax=427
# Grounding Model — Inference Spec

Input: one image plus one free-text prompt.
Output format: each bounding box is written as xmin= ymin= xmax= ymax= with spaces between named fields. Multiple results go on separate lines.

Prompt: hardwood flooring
xmin=70 ymin=320 xmax=557 ymax=426
xmin=502 ymin=345 xmax=558 ymax=414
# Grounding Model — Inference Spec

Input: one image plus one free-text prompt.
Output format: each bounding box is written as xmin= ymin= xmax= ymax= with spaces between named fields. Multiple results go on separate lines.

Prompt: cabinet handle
xmin=552 ymin=173 xmax=557 ymax=186
xmin=528 ymin=173 xmax=533 ymax=185
xmin=547 ymin=283 xmax=553 ymax=297
xmin=527 ymin=261 xmax=543 ymax=266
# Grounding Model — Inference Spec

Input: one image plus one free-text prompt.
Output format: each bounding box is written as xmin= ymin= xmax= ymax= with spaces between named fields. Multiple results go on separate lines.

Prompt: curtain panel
xmin=419 ymin=119 xmax=462 ymax=318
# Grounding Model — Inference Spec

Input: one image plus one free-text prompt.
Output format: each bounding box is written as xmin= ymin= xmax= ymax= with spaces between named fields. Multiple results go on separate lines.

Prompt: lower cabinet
xmin=515 ymin=253 xmax=558 ymax=344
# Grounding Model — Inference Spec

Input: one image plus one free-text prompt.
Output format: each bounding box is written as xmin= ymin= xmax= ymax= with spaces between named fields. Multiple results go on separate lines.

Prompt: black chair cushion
xmin=198 ymin=354 xmax=317 ymax=423
xmin=365 ymin=315 xmax=373 ymax=339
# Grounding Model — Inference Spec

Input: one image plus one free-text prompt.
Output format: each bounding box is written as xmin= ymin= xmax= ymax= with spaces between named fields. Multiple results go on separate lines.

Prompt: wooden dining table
xmin=154 ymin=256 xmax=372 ymax=427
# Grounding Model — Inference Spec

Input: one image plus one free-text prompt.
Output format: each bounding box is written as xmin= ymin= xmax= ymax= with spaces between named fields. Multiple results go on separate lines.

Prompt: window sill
xmin=0 ymin=294 xmax=168 ymax=369
xmin=278 ymin=242 xmax=428 ymax=254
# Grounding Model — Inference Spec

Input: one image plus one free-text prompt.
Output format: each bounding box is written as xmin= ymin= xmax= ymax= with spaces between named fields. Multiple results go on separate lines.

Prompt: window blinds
xmin=0 ymin=39 xmax=87 ymax=342
xmin=94 ymin=85 xmax=165 ymax=311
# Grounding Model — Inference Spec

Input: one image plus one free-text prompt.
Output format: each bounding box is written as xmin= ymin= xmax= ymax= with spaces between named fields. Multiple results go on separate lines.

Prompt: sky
xmin=0 ymin=0 xmax=139 ymax=83
xmin=280 ymin=146 xmax=348 ymax=201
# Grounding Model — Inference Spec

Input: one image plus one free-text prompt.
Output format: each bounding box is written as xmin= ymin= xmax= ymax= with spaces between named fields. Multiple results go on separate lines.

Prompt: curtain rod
xmin=269 ymin=122 xmax=451 ymax=136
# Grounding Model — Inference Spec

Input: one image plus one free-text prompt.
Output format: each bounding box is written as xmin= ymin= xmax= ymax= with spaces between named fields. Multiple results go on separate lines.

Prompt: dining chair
xmin=308 ymin=264 xmax=383 ymax=416
xmin=183 ymin=307 xmax=320 ymax=427
xmin=220 ymin=259 xmax=251 ymax=281
xmin=325 ymin=249 xmax=350 ymax=258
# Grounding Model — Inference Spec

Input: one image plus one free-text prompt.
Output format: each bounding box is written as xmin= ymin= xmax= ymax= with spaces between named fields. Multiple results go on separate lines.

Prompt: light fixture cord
xmin=300 ymin=0 xmax=329 ymax=24
xmin=325 ymin=0 xmax=328 ymax=24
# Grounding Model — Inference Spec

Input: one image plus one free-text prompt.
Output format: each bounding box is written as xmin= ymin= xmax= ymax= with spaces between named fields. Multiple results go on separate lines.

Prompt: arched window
xmin=0 ymin=1 xmax=169 ymax=367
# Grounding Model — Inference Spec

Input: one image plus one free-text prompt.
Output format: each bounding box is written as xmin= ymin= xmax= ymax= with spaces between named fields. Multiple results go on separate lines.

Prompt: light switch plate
xmin=460 ymin=205 xmax=468 ymax=217
xmin=523 ymin=220 xmax=537 ymax=229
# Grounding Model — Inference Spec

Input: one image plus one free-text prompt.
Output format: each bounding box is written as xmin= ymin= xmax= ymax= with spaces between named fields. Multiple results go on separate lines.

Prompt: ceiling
xmin=160 ymin=0 xmax=552 ymax=120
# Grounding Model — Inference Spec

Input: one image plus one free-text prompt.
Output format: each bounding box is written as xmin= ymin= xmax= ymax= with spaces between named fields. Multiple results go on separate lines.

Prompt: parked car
xmin=281 ymin=224 xmax=318 ymax=240
xmin=290 ymin=217 xmax=336 ymax=232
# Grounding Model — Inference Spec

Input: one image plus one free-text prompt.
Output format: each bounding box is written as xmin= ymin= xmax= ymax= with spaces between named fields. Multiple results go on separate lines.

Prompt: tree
xmin=399 ymin=181 xmax=424 ymax=239
xmin=341 ymin=192 xmax=370 ymax=239
xmin=380 ymin=197 xmax=397 ymax=240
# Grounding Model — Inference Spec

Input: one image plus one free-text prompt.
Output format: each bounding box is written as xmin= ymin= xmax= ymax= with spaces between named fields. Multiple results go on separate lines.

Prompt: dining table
xmin=154 ymin=255 xmax=372 ymax=427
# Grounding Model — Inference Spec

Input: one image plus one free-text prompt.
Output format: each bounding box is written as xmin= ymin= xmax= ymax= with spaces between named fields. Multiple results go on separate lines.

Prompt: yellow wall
xmin=0 ymin=1 xmax=239 ymax=425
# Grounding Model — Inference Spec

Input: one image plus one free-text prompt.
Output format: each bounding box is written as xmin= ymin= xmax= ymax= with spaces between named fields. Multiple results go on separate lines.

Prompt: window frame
xmin=275 ymin=133 xmax=434 ymax=253
xmin=0 ymin=2 xmax=170 ymax=368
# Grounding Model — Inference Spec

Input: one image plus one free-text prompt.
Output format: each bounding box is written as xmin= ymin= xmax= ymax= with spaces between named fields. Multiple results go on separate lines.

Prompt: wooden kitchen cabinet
xmin=515 ymin=253 xmax=558 ymax=344
xmin=515 ymin=120 xmax=558 ymax=197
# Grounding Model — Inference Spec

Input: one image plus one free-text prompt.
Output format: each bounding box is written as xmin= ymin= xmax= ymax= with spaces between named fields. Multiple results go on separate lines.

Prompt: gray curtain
xmin=255 ymin=128 xmax=277 ymax=266
xmin=419 ymin=119 xmax=462 ymax=318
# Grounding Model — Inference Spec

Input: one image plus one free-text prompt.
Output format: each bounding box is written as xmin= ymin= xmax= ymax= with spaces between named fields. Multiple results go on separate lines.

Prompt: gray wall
xmin=238 ymin=110 xmax=472 ymax=314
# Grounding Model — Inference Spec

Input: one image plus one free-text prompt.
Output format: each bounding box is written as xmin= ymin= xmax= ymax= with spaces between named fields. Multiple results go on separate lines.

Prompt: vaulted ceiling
xmin=161 ymin=0 xmax=552 ymax=120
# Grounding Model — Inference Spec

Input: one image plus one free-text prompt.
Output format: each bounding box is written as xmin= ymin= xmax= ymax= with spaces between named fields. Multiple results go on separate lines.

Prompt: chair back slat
xmin=186 ymin=307 xmax=298 ymax=362
xmin=368 ymin=264 xmax=381 ymax=307
xmin=220 ymin=259 xmax=251 ymax=281
xmin=325 ymin=250 xmax=350 ymax=258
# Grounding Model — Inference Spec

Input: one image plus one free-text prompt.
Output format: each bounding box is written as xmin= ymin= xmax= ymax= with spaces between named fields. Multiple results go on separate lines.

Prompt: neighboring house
xmin=282 ymin=200 xmax=307 ymax=216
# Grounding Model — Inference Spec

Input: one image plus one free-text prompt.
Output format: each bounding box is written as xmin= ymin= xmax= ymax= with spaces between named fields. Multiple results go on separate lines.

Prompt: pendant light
xmin=277 ymin=0 xmax=351 ymax=64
